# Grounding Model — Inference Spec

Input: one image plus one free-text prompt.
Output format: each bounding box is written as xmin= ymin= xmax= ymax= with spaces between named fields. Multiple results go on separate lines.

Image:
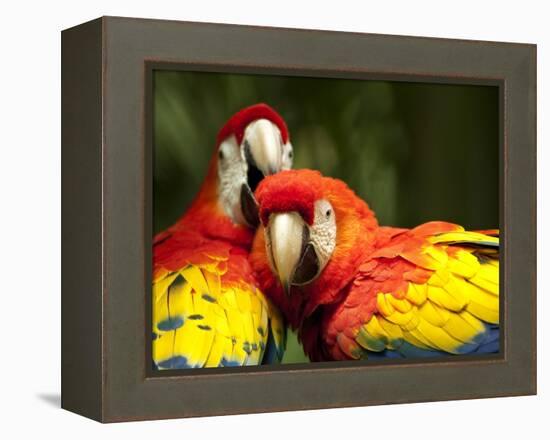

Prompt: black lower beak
xmin=240 ymin=183 xmax=259 ymax=228
xmin=243 ymin=140 xmax=268 ymax=193
xmin=292 ymin=229 xmax=320 ymax=286
xmin=247 ymin=162 xmax=265 ymax=193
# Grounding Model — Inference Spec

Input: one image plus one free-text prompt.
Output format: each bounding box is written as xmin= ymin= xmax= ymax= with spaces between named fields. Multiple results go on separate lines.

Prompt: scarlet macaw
xmin=250 ymin=169 xmax=499 ymax=361
xmin=153 ymin=104 xmax=293 ymax=369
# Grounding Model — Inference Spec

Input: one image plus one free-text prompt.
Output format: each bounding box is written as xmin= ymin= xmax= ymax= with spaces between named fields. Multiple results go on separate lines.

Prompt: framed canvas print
xmin=61 ymin=16 xmax=536 ymax=422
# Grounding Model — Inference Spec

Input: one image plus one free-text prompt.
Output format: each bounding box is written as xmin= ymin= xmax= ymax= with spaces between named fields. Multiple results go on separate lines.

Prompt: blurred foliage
xmin=153 ymin=70 xmax=499 ymax=364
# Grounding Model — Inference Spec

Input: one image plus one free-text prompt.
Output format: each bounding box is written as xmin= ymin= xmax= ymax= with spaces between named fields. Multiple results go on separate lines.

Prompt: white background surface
xmin=1 ymin=0 xmax=546 ymax=438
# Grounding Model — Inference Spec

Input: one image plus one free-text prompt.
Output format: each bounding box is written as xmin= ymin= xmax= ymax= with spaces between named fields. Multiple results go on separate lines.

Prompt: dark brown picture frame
xmin=61 ymin=16 xmax=536 ymax=422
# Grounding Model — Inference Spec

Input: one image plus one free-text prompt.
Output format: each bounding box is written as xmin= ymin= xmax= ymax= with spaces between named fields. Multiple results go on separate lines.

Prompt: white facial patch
xmin=282 ymin=141 xmax=294 ymax=170
xmin=309 ymin=199 xmax=337 ymax=267
xmin=217 ymin=136 xmax=247 ymax=224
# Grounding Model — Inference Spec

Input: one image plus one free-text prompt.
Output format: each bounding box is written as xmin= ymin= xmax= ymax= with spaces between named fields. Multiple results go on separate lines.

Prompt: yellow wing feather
xmin=355 ymin=230 xmax=499 ymax=358
xmin=152 ymin=259 xmax=285 ymax=369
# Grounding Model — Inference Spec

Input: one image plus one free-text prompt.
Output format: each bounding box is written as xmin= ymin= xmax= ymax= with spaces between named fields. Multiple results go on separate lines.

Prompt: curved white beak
xmin=268 ymin=212 xmax=306 ymax=294
xmin=244 ymin=119 xmax=282 ymax=176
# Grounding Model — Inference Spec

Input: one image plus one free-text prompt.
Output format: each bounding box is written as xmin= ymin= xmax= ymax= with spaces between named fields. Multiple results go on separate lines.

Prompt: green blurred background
xmin=153 ymin=70 xmax=499 ymax=364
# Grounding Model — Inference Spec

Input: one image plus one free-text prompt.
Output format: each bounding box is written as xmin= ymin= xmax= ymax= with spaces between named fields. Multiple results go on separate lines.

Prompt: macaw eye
xmin=288 ymin=150 xmax=293 ymax=159
xmin=218 ymin=149 xmax=225 ymax=160
xmin=325 ymin=209 xmax=332 ymax=218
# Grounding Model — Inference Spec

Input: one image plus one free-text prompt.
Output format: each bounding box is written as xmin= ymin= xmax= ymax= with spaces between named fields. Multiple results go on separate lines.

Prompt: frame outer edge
xmin=61 ymin=17 xmax=104 ymax=421
xmin=529 ymin=43 xmax=537 ymax=395
xmin=91 ymin=16 xmax=536 ymax=422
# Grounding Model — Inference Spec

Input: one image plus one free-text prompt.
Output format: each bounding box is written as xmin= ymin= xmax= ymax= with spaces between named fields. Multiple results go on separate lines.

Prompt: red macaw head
xmin=251 ymin=169 xmax=379 ymax=326
xmin=212 ymin=103 xmax=293 ymax=228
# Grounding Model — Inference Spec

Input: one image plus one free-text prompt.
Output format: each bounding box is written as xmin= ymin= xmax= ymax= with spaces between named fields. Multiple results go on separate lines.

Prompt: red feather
xmin=216 ymin=103 xmax=289 ymax=147
xmin=256 ymin=169 xmax=320 ymax=225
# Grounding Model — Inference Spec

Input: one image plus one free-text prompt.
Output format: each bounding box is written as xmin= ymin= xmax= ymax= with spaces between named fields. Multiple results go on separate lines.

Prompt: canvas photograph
xmin=151 ymin=70 xmax=500 ymax=370
xmin=60 ymin=16 xmax=536 ymax=421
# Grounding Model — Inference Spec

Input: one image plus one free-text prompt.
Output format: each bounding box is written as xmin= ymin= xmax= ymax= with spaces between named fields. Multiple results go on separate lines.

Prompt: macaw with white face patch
xmin=251 ymin=169 xmax=500 ymax=362
xmin=217 ymin=105 xmax=293 ymax=227
xmin=152 ymin=104 xmax=292 ymax=369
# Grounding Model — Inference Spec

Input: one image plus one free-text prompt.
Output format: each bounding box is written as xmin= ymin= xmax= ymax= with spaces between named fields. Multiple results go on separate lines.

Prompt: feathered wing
xmin=152 ymin=233 xmax=285 ymax=369
xmin=325 ymin=222 xmax=499 ymax=360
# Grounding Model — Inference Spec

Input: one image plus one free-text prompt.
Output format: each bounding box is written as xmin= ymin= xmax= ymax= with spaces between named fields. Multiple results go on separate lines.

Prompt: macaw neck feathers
xmin=164 ymin=161 xmax=253 ymax=251
xmin=182 ymin=204 xmax=254 ymax=249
